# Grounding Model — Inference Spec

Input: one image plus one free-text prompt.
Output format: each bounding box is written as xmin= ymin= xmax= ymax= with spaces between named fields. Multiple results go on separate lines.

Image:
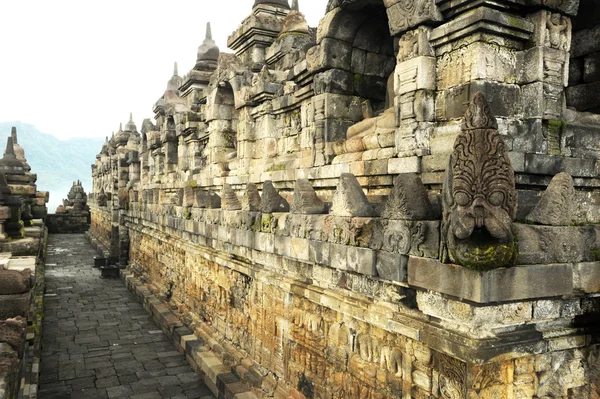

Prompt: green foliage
xmin=0 ymin=121 xmax=104 ymax=212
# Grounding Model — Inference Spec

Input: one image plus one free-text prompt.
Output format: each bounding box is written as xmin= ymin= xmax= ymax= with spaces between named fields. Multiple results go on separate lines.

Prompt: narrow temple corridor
xmin=38 ymin=234 xmax=215 ymax=399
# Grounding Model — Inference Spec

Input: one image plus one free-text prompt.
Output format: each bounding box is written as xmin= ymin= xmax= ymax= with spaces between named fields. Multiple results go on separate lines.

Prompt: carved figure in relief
xmin=380 ymin=346 xmax=402 ymax=378
xmin=545 ymin=13 xmax=571 ymax=50
xmin=441 ymin=93 xmax=517 ymax=270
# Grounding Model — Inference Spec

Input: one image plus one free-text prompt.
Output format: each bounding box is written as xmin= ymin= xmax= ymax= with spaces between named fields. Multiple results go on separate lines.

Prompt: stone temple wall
xmin=88 ymin=0 xmax=600 ymax=397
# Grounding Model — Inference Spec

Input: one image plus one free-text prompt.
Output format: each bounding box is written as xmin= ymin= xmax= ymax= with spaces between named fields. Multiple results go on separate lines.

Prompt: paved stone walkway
xmin=39 ymin=234 xmax=215 ymax=399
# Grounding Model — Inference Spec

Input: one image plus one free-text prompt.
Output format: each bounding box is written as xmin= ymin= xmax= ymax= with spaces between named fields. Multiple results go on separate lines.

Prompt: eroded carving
xmin=442 ymin=92 xmax=517 ymax=270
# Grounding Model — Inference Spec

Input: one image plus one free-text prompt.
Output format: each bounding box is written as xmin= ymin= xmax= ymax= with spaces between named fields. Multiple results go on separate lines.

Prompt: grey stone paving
xmin=39 ymin=234 xmax=214 ymax=399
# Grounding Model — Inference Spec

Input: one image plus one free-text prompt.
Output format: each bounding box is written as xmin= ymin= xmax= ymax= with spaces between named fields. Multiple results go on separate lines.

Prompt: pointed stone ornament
xmin=331 ymin=174 xmax=377 ymax=217
xmin=442 ymin=92 xmax=517 ymax=270
xmin=462 ymin=91 xmax=498 ymax=130
xmin=206 ymin=22 xmax=212 ymax=40
xmin=526 ymin=172 xmax=576 ymax=226
xmin=196 ymin=22 xmax=220 ymax=69
xmin=260 ymin=181 xmax=289 ymax=213
xmin=173 ymin=62 xmax=179 ymax=76
xmin=207 ymin=190 xmax=222 ymax=209
xmin=241 ymin=183 xmax=261 ymax=211
xmin=291 ymin=179 xmax=326 ymax=214
xmin=382 ymin=173 xmax=434 ymax=220
xmin=222 ymin=184 xmax=242 ymax=211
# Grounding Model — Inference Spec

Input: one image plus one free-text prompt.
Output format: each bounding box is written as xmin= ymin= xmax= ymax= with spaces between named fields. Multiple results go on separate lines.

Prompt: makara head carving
xmin=442 ymin=93 xmax=517 ymax=270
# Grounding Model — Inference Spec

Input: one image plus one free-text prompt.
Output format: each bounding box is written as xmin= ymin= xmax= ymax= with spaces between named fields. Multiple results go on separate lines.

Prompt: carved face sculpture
xmin=442 ymin=93 xmax=517 ymax=270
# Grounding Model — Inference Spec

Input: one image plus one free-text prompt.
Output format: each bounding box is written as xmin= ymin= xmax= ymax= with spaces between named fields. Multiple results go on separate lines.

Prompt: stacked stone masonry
xmin=46 ymin=181 xmax=91 ymax=234
xmin=89 ymin=0 xmax=600 ymax=397
xmin=0 ymin=127 xmax=49 ymax=399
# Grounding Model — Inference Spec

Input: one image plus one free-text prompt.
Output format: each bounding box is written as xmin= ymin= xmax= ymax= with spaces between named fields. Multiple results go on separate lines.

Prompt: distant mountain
xmin=0 ymin=122 xmax=103 ymax=213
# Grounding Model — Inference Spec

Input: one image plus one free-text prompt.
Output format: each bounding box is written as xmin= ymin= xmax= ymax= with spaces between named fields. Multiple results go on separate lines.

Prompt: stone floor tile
xmin=39 ymin=234 xmax=216 ymax=399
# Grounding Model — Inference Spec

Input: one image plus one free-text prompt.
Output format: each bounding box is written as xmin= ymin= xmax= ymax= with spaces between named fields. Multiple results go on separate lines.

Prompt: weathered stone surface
xmin=516 ymin=223 xmax=599 ymax=264
xmin=526 ymin=172 xmax=576 ymax=226
xmin=382 ymin=173 xmax=435 ymax=220
xmin=0 ymin=292 xmax=30 ymax=320
xmin=260 ymin=181 xmax=289 ymax=213
xmin=442 ymin=93 xmax=517 ymax=270
xmin=84 ymin=1 xmax=600 ymax=396
xmin=408 ymin=256 xmax=573 ymax=303
xmin=222 ymin=184 xmax=242 ymax=211
xmin=330 ymin=173 xmax=376 ymax=217
xmin=241 ymin=183 xmax=261 ymax=211
xmin=0 ymin=269 xmax=31 ymax=295
xmin=0 ymin=318 xmax=25 ymax=351
xmin=291 ymin=179 xmax=326 ymax=214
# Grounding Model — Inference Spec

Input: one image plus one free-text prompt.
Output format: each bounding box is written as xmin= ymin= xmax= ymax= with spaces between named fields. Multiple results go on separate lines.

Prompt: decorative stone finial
xmin=196 ymin=23 xmax=220 ymax=70
xmin=260 ymin=181 xmax=289 ymax=213
xmin=241 ymin=183 xmax=261 ymax=211
xmin=441 ymin=92 xmax=517 ymax=270
xmin=4 ymin=137 xmax=16 ymax=158
xmin=173 ymin=62 xmax=179 ymax=76
xmin=222 ymin=184 xmax=242 ymax=211
xmin=10 ymin=127 xmax=17 ymax=144
xmin=462 ymin=91 xmax=498 ymax=130
xmin=206 ymin=22 xmax=212 ymax=40
xmin=279 ymin=1 xmax=309 ymax=36
xmin=526 ymin=172 xmax=576 ymax=226
xmin=291 ymin=179 xmax=326 ymax=214
xmin=382 ymin=174 xmax=435 ymax=220
xmin=331 ymin=174 xmax=377 ymax=217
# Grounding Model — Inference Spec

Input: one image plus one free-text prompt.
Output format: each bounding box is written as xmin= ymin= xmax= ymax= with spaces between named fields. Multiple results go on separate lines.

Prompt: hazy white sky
xmin=0 ymin=1 xmax=326 ymax=140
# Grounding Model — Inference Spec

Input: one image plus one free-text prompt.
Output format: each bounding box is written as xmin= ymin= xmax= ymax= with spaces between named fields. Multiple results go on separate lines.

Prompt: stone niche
xmin=88 ymin=0 xmax=600 ymax=397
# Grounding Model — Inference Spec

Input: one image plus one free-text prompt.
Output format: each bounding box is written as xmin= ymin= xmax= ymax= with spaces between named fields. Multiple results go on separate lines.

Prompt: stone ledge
xmin=408 ymin=257 xmax=574 ymax=303
xmin=120 ymin=271 xmax=259 ymax=399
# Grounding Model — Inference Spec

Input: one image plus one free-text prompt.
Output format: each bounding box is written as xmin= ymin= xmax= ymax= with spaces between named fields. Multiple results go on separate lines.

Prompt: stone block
xmin=566 ymin=81 xmax=600 ymax=111
xmin=385 ymin=0 xmax=443 ymax=36
xmin=375 ymin=251 xmax=407 ymax=282
xmin=573 ymin=262 xmax=600 ymax=294
xmin=408 ymin=256 xmax=573 ymax=303
xmin=316 ymin=8 xmax=367 ymax=44
xmin=583 ymin=52 xmax=600 ymax=83
xmin=314 ymin=69 xmax=353 ymax=95
xmin=533 ymin=299 xmax=561 ymax=320
xmin=309 ymin=240 xmax=330 ymax=266
xmin=437 ymin=80 xmax=521 ymax=121
xmin=346 ymin=246 xmax=376 ymax=276
xmin=312 ymin=94 xmax=363 ymax=121
xmin=571 ymin=25 xmax=600 ymax=58
xmin=0 ymin=292 xmax=31 ymax=319
xmin=329 ymin=243 xmax=348 ymax=271
xmin=396 ymin=56 xmax=436 ymax=95
xmin=306 ymin=38 xmax=352 ymax=73
xmin=388 ymin=157 xmax=421 ymax=174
